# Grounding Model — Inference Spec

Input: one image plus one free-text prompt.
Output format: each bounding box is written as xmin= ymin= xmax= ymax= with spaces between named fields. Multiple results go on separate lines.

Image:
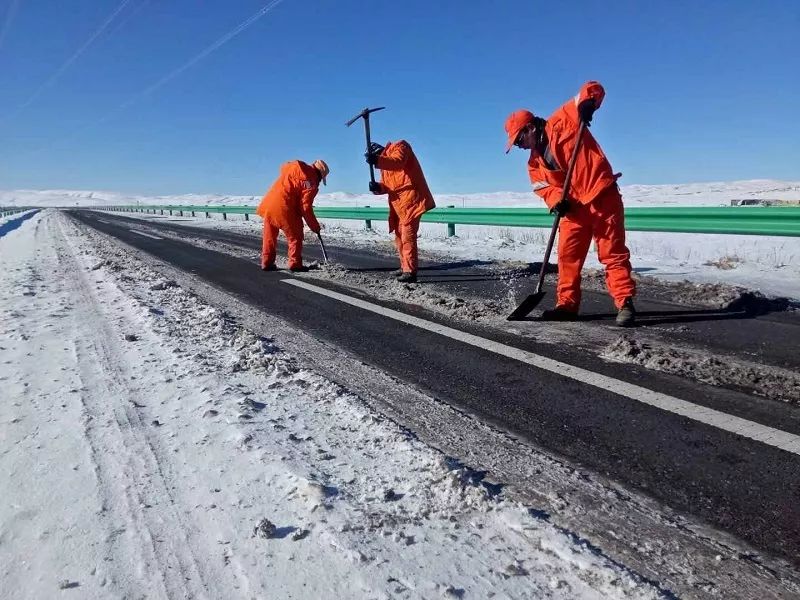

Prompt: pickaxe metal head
xmin=345 ymin=106 xmax=385 ymax=127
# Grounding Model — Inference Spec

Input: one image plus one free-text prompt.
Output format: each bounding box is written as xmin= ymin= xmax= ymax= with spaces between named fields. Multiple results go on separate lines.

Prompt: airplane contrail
xmin=110 ymin=0 xmax=285 ymax=118
xmin=0 ymin=0 xmax=23 ymax=52
xmin=22 ymin=0 xmax=286 ymax=157
xmin=5 ymin=0 xmax=135 ymax=121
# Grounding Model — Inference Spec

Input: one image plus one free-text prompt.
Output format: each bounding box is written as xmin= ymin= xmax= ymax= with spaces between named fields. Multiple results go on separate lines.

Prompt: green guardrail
xmin=95 ymin=204 xmax=800 ymax=237
xmin=0 ymin=207 xmax=32 ymax=218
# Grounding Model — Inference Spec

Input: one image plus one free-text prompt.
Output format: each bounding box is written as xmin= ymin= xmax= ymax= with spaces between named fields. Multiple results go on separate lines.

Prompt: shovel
xmin=507 ymin=121 xmax=588 ymax=321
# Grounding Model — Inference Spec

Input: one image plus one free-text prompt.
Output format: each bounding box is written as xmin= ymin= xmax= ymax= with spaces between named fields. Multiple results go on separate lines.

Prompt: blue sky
xmin=0 ymin=0 xmax=797 ymax=195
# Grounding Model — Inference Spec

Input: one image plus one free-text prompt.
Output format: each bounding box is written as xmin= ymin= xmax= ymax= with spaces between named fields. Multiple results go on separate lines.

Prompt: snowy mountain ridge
xmin=2 ymin=179 xmax=799 ymax=209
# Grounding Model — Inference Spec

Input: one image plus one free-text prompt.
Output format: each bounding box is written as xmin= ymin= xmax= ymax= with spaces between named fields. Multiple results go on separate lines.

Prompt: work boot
xmin=397 ymin=272 xmax=417 ymax=283
xmin=616 ymin=298 xmax=636 ymax=327
xmin=261 ymin=263 xmax=278 ymax=272
xmin=539 ymin=306 xmax=578 ymax=321
xmin=289 ymin=265 xmax=310 ymax=273
xmin=391 ymin=269 xmax=404 ymax=278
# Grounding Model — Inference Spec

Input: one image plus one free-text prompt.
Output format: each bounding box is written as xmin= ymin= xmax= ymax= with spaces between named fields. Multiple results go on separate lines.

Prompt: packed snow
xmin=0 ymin=210 xmax=667 ymax=598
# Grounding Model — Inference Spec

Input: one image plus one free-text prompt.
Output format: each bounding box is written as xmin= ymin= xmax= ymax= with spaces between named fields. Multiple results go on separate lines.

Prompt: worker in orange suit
xmin=366 ymin=140 xmax=435 ymax=283
xmin=504 ymin=81 xmax=637 ymax=327
xmin=255 ymin=159 xmax=329 ymax=273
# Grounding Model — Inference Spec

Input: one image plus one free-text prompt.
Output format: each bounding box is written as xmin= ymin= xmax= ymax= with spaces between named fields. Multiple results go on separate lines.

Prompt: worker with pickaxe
xmin=347 ymin=107 xmax=435 ymax=283
xmin=366 ymin=139 xmax=435 ymax=283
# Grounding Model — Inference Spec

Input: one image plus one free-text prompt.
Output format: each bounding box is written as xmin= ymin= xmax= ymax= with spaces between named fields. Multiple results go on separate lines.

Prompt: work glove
xmin=578 ymin=98 xmax=596 ymax=125
xmin=364 ymin=142 xmax=385 ymax=166
xmin=550 ymin=199 xmax=570 ymax=217
xmin=369 ymin=181 xmax=385 ymax=195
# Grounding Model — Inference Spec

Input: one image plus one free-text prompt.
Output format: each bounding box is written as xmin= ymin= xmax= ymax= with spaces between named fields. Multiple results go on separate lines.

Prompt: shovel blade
xmin=506 ymin=291 xmax=546 ymax=321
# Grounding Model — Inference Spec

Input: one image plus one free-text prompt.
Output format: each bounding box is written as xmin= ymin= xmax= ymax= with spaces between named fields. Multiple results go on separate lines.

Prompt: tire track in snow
xmin=51 ymin=213 xmax=212 ymax=599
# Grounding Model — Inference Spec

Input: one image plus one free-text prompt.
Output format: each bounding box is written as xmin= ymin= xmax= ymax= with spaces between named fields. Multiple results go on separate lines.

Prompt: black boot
xmin=290 ymin=265 xmax=310 ymax=273
xmin=539 ymin=306 xmax=578 ymax=321
xmin=616 ymin=298 xmax=636 ymax=327
xmin=261 ymin=263 xmax=278 ymax=272
xmin=397 ymin=272 xmax=417 ymax=283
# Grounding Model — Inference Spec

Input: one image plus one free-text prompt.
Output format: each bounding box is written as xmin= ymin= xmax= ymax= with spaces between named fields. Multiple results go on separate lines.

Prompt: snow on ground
xmin=3 ymin=179 xmax=799 ymax=299
xmin=0 ymin=210 xmax=665 ymax=598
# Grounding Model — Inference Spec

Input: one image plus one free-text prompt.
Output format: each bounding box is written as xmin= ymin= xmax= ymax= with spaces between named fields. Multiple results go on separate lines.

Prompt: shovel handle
xmin=364 ymin=116 xmax=376 ymax=184
xmin=533 ymin=121 xmax=588 ymax=294
xmin=316 ymin=233 xmax=329 ymax=263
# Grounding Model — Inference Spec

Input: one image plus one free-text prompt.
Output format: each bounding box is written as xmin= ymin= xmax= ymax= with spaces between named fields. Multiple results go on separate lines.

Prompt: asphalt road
xmin=70 ymin=209 xmax=800 ymax=567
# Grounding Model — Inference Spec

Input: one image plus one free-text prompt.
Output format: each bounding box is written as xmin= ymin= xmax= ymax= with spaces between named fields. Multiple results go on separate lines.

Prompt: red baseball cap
xmin=504 ymin=109 xmax=535 ymax=153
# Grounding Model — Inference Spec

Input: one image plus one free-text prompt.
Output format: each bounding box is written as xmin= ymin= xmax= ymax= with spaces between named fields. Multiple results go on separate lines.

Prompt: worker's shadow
xmin=578 ymin=295 xmax=796 ymax=326
xmin=577 ymin=308 xmax=756 ymax=327
xmin=348 ymin=259 xmax=496 ymax=274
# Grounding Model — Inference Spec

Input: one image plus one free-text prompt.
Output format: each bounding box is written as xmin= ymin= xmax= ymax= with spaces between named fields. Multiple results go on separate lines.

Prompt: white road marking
xmin=128 ymin=229 xmax=162 ymax=240
xmin=282 ymin=278 xmax=800 ymax=456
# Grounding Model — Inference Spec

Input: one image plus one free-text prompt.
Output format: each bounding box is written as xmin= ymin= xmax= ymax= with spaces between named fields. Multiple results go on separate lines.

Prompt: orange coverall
xmin=528 ymin=81 xmax=636 ymax=311
xmin=375 ymin=140 xmax=435 ymax=274
xmin=256 ymin=160 xmax=321 ymax=270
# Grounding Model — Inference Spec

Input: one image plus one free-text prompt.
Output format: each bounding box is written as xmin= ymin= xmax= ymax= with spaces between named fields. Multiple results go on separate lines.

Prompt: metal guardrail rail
xmin=96 ymin=205 xmax=800 ymax=237
xmin=0 ymin=207 xmax=32 ymax=218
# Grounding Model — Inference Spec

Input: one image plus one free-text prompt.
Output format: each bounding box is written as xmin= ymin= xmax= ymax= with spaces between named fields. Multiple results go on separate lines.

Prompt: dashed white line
xmin=282 ymin=278 xmax=800 ymax=457
xmin=128 ymin=229 xmax=162 ymax=240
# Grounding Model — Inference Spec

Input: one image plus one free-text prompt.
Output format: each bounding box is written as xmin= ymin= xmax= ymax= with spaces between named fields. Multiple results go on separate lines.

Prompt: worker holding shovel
xmin=256 ymin=159 xmax=329 ymax=272
xmin=505 ymin=81 xmax=636 ymax=327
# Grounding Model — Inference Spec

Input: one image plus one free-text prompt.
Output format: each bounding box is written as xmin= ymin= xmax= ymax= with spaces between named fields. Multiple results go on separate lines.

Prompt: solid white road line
xmin=282 ymin=278 xmax=800 ymax=457
xmin=128 ymin=229 xmax=162 ymax=240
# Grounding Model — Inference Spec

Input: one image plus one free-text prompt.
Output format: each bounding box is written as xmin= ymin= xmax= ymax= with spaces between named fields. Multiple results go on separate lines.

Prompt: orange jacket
xmin=528 ymin=81 xmax=617 ymax=209
xmin=256 ymin=160 xmax=321 ymax=233
xmin=376 ymin=140 xmax=435 ymax=232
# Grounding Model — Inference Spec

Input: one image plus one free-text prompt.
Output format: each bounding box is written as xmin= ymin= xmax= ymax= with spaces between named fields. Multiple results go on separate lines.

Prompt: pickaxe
xmin=346 ymin=106 xmax=385 ymax=184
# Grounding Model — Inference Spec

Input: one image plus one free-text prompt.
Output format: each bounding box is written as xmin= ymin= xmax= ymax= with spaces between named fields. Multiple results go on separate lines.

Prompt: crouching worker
xmin=256 ymin=159 xmax=329 ymax=272
xmin=366 ymin=140 xmax=435 ymax=283
xmin=504 ymin=81 xmax=636 ymax=327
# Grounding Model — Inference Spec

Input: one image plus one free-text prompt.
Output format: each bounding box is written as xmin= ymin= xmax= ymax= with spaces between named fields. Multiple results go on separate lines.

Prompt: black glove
xmin=364 ymin=142 xmax=385 ymax=166
xmin=550 ymin=199 xmax=570 ymax=217
xmin=368 ymin=181 xmax=384 ymax=195
xmin=578 ymin=98 xmax=596 ymax=125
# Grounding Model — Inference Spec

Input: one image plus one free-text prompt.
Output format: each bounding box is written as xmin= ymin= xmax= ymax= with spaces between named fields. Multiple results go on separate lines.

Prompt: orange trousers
xmin=261 ymin=218 xmax=303 ymax=270
xmin=394 ymin=217 xmax=421 ymax=273
xmin=557 ymin=185 xmax=635 ymax=310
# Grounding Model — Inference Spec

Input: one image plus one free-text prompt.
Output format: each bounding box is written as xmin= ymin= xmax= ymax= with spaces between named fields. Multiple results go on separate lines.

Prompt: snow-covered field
xmin=2 ymin=179 xmax=800 ymax=208
xmin=0 ymin=210 xmax=666 ymax=598
xmin=2 ymin=179 xmax=799 ymax=299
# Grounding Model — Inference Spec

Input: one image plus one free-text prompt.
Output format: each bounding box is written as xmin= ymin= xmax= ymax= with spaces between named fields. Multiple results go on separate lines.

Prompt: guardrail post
xmin=179 ymin=210 xmax=183 ymax=216
xmin=206 ymin=212 xmax=210 ymax=218
xmin=447 ymin=205 xmax=456 ymax=237
xmin=160 ymin=209 xmax=164 ymax=215
xmin=191 ymin=210 xmax=195 ymax=217
xmin=223 ymin=212 xmax=227 ymax=220
xmin=169 ymin=209 xmax=173 ymax=216
xmin=245 ymin=213 xmax=249 ymax=221
xmin=364 ymin=206 xmax=371 ymax=230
